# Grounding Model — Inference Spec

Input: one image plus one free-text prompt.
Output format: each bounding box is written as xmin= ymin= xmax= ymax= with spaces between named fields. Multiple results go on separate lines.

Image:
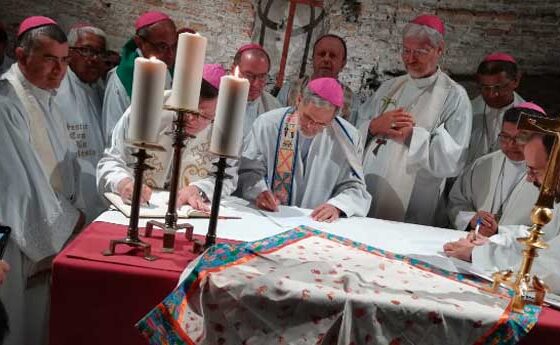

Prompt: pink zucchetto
xmin=483 ymin=52 xmax=517 ymax=64
xmin=515 ymin=102 xmax=546 ymax=116
xmin=134 ymin=11 xmax=170 ymax=31
xmin=17 ymin=16 xmax=57 ymax=38
xmin=307 ymin=77 xmax=344 ymax=108
xmin=411 ymin=14 xmax=445 ymax=35
xmin=203 ymin=64 xmax=225 ymax=90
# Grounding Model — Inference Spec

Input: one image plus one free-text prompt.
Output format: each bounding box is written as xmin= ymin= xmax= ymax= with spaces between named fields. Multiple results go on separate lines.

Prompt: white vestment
xmin=0 ymin=54 xmax=13 ymax=75
xmin=277 ymin=76 xmax=360 ymax=126
xmin=472 ymin=205 xmax=560 ymax=294
xmin=358 ymin=69 xmax=472 ymax=225
xmin=466 ymin=93 xmax=524 ymax=165
xmin=55 ymin=69 xmax=107 ymax=222
xmin=101 ymin=64 xmax=173 ymax=144
xmin=243 ymin=91 xmax=281 ymax=139
xmin=448 ymin=150 xmax=538 ymax=230
xmin=97 ymin=91 xmax=237 ymax=200
xmin=238 ymin=107 xmax=371 ymax=217
xmin=0 ymin=64 xmax=81 ymax=345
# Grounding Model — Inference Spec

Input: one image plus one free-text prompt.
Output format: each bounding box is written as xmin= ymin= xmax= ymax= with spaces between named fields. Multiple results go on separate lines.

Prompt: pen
xmin=474 ymin=217 xmax=482 ymax=237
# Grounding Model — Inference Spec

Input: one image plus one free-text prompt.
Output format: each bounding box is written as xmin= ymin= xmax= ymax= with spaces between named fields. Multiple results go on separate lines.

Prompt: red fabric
xmin=519 ymin=307 xmax=560 ymax=345
xmin=49 ymin=222 xmax=237 ymax=345
xmin=49 ymin=222 xmax=560 ymax=344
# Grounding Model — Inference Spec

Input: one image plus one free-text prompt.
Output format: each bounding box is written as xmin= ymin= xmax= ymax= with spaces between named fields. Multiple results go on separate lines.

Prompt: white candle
xmin=167 ymin=32 xmax=207 ymax=110
xmin=210 ymin=67 xmax=250 ymax=158
xmin=128 ymin=56 xmax=167 ymax=144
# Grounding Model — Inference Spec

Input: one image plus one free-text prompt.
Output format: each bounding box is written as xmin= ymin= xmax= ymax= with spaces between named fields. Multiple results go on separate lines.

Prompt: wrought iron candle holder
xmin=482 ymin=113 xmax=560 ymax=313
xmin=103 ymin=141 xmax=165 ymax=261
xmin=143 ymin=105 xmax=198 ymax=253
xmin=201 ymin=156 xmax=233 ymax=251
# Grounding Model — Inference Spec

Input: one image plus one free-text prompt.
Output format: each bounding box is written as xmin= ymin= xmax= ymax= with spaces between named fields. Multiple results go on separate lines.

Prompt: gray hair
xmin=402 ymin=23 xmax=444 ymax=48
xmin=67 ymin=26 xmax=106 ymax=46
xmin=301 ymin=86 xmax=338 ymax=114
xmin=17 ymin=25 xmax=67 ymax=54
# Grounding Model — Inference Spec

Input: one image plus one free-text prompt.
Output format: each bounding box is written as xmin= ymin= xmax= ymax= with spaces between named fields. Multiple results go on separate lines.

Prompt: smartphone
xmin=0 ymin=226 xmax=11 ymax=259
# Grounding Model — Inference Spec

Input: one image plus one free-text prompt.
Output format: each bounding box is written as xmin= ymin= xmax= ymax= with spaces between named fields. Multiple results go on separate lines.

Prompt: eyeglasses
xmin=39 ymin=54 xmax=71 ymax=65
xmin=139 ymin=36 xmax=177 ymax=54
xmin=70 ymin=46 xmax=106 ymax=59
xmin=497 ymin=133 xmax=525 ymax=145
xmin=401 ymin=47 xmax=432 ymax=58
xmin=239 ymin=71 xmax=268 ymax=83
xmin=299 ymin=111 xmax=331 ymax=129
xmin=185 ymin=111 xmax=213 ymax=122
xmin=479 ymin=81 xmax=512 ymax=94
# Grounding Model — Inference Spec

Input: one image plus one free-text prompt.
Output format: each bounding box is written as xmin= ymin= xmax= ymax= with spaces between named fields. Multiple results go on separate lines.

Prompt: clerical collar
xmin=14 ymin=63 xmax=57 ymax=100
xmin=408 ymin=67 xmax=440 ymax=89
xmin=484 ymin=98 xmax=514 ymax=112
xmin=505 ymin=156 xmax=526 ymax=168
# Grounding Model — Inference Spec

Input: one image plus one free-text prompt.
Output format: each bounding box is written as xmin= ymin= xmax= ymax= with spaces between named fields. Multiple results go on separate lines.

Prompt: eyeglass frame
xmin=137 ymin=35 xmax=177 ymax=54
xmin=298 ymin=110 xmax=331 ymax=129
xmin=497 ymin=132 xmax=526 ymax=145
xmin=238 ymin=70 xmax=268 ymax=83
xmin=401 ymin=47 xmax=433 ymax=59
xmin=70 ymin=46 xmax=106 ymax=59
xmin=478 ymin=80 xmax=514 ymax=95
xmin=184 ymin=111 xmax=214 ymax=123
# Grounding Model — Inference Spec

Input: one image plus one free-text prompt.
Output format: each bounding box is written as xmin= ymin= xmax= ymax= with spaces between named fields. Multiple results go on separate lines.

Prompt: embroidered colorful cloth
xmin=137 ymin=227 xmax=540 ymax=345
xmin=271 ymin=110 xmax=299 ymax=205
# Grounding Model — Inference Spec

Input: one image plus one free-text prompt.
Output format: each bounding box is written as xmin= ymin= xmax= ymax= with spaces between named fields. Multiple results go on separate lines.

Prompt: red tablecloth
xmin=49 ymin=221 xmax=236 ymax=345
xmin=50 ymin=222 xmax=560 ymax=345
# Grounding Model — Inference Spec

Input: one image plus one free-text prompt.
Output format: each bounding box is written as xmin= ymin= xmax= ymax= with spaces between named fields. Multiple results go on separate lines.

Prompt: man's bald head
xmin=232 ymin=48 xmax=270 ymax=101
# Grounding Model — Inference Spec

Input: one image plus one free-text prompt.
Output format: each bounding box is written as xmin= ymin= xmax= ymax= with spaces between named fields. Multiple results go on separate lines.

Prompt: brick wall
xmin=2 ymin=0 xmax=559 ymax=109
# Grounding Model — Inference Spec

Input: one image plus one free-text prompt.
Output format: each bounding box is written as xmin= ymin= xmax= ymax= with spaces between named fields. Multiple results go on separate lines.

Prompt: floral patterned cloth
xmin=137 ymin=227 xmax=540 ymax=345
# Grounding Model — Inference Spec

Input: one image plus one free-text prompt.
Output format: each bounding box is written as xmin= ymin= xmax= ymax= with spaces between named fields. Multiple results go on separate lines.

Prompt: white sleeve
xmin=96 ymin=111 xmax=133 ymax=194
xmin=407 ymin=87 xmax=472 ymax=178
xmin=238 ymin=120 xmax=270 ymax=201
xmin=326 ymin=129 xmax=372 ymax=217
xmin=447 ymin=161 xmax=477 ymax=230
xmin=101 ymin=71 xmax=130 ymax=144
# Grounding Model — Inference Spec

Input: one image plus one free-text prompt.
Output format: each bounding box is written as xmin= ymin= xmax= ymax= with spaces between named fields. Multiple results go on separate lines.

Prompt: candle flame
xmin=149 ymin=56 xmax=158 ymax=62
xmin=234 ymin=66 xmax=240 ymax=78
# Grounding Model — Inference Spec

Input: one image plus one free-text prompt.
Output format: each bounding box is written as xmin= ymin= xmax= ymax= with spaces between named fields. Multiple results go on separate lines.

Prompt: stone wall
xmin=2 ymin=0 xmax=559 ymax=110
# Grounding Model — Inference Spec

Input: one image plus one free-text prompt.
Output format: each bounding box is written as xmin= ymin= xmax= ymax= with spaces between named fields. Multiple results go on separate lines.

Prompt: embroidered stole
xmin=271 ymin=110 xmax=299 ymax=205
xmin=5 ymin=64 xmax=64 ymax=193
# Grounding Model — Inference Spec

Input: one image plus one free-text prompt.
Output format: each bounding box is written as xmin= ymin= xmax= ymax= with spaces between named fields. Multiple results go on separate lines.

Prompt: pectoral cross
xmin=484 ymin=112 xmax=560 ymax=313
xmin=371 ymin=96 xmax=397 ymax=156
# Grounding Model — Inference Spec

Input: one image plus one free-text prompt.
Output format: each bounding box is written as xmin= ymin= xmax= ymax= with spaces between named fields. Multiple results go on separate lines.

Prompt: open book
xmin=104 ymin=190 xmax=239 ymax=219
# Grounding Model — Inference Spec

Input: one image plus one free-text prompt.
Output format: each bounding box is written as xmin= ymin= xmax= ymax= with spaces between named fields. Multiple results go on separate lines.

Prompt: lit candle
xmin=210 ymin=67 xmax=250 ymax=158
xmin=128 ymin=56 xmax=167 ymax=144
xmin=167 ymin=32 xmax=207 ymax=110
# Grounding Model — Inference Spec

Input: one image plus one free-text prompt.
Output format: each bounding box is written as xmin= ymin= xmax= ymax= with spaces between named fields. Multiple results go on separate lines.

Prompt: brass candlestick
xmin=483 ymin=113 xmax=560 ymax=312
xmin=143 ymin=105 xmax=197 ymax=253
xmin=103 ymin=141 xmax=165 ymax=261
